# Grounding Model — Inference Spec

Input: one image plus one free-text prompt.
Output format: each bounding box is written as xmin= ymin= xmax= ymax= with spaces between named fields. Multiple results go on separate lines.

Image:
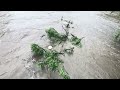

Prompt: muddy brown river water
xmin=0 ymin=11 xmax=120 ymax=79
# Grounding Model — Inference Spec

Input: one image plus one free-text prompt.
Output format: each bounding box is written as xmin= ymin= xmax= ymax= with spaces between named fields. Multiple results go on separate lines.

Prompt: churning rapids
xmin=0 ymin=11 xmax=120 ymax=79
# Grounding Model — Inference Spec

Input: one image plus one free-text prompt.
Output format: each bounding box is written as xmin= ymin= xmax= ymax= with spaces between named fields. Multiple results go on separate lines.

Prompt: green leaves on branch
xmin=46 ymin=28 xmax=68 ymax=44
xmin=31 ymin=44 xmax=68 ymax=78
xmin=46 ymin=28 xmax=84 ymax=48
xmin=31 ymin=18 xmax=84 ymax=79
xmin=58 ymin=66 xmax=70 ymax=79
xmin=44 ymin=50 xmax=64 ymax=71
xmin=115 ymin=30 xmax=120 ymax=42
xmin=31 ymin=44 xmax=45 ymax=57
xmin=70 ymin=34 xmax=84 ymax=48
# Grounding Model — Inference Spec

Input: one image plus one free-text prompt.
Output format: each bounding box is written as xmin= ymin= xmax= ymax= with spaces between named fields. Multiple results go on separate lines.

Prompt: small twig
xmin=71 ymin=34 xmax=75 ymax=37
xmin=62 ymin=25 xmax=69 ymax=37
xmin=80 ymin=37 xmax=85 ymax=40
xmin=40 ymin=35 xmax=45 ymax=39
xmin=0 ymin=72 xmax=7 ymax=76
xmin=61 ymin=16 xmax=63 ymax=21
xmin=66 ymin=24 xmax=70 ymax=28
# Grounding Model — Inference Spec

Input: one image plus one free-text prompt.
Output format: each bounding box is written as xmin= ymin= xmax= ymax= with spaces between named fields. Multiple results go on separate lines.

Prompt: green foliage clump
xmin=46 ymin=28 xmax=68 ymax=44
xmin=70 ymin=34 xmax=84 ymax=47
xmin=46 ymin=28 xmax=60 ymax=40
xmin=44 ymin=50 xmax=64 ymax=71
xmin=58 ymin=67 xmax=70 ymax=79
xmin=115 ymin=34 xmax=120 ymax=41
xmin=30 ymin=18 xmax=85 ymax=79
xmin=115 ymin=31 xmax=120 ymax=42
xmin=31 ymin=44 xmax=45 ymax=56
xmin=35 ymin=49 xmax=63 ymax=71
xmin=31 ymin=44 xmax=70 ymax=79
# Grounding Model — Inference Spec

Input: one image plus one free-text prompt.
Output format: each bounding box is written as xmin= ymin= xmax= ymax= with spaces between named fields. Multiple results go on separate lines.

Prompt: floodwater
xmin=0 ymin=11 xmax=120 ymax=79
